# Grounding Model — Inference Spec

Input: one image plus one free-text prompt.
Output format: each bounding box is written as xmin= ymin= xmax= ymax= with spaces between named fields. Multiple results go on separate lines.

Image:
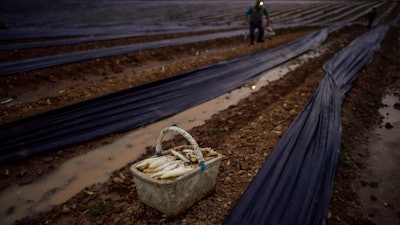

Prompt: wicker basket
xmin=130 ymin=126 xmax=222 ymax=216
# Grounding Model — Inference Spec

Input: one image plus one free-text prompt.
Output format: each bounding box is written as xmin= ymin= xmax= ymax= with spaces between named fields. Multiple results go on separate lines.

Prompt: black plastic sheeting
xmin=0 ymin=0 xmax=245 ymax=40
xmin=223 ymin=24 xmax=391 ymax=225
xmin=0 ymin=1 xmax=370 ymax=41
xmin=1 ymin=2 xmax=394 ymax=76
xmin=0 ymin=2 xmax=388 ymax=51
xmin=0 ymin=27 xmax=229 ymax=51
xmin=0 ymin=30 xmax=242 ymax=76
xmin=0 ymin=26 xmax=338 ymax=165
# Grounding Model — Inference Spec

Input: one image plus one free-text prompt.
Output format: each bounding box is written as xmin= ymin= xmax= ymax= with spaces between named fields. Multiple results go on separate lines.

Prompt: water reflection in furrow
xmin=359 ymin=92 xmax=400 ymax=225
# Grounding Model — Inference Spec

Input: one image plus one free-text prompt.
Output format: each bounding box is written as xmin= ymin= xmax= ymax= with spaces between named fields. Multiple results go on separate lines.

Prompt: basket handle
xmin=156 ymin=126 xmax=206 ymax=171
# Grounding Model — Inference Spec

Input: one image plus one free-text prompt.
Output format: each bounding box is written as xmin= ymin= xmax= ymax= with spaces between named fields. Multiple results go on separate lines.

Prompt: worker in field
xmin=244 ymin=0 xmax=270 ymax=45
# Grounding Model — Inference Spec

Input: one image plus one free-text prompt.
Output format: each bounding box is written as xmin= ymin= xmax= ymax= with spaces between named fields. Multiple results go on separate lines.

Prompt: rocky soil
xmin=0 ymin=6 xmax=399 ymax=225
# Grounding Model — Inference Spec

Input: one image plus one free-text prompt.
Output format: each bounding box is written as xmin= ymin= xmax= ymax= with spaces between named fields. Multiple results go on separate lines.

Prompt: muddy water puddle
xmin=359 ymin=92 xmax=400 ymax=224
xmin=0 ymin=49 xmax=322 ymax=225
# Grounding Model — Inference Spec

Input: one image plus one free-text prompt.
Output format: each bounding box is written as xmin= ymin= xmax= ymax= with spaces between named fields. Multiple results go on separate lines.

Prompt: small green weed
xmin=343 ymin=156 xmax=353 ymax=168
xmin=208 ymin=129 xmax=217 ymax=136
xmin=86 ymin=201 xmax=108 ymax=216
xmin=367 ymin=100 xmax=376 ymax=107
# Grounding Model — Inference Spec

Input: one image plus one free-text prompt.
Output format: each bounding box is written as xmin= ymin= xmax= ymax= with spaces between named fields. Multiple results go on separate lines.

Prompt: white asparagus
xmin=207 ymin=150 xmax=219 ymax=157
xmin=182 ymin=149 xmax=194 ymax=154
xmin=201 ymin=147 xmax=219 ymax=157
xmin=159 ymin=166 xmax=193 ymax=179
xmin=144 ymin=160 xmax=179 ymax=173
xmin=171 ymin=149 xmax=190 ymax=163
xmin=135 ymin=157 xmax=161 ymax=170
xmin=185 ymin=152 xmax=198 ymax=163
xmin=147 ymin=156 xmax=174 ymax=169
xmin=148 ymin=161 xmax=182 ymax=178
xmin=136 ymin=145 xmax=220 ymax=179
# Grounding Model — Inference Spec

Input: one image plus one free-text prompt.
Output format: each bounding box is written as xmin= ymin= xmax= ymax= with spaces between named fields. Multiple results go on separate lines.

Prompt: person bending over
xmin=244 ymin=0 xmax=270 ymax=45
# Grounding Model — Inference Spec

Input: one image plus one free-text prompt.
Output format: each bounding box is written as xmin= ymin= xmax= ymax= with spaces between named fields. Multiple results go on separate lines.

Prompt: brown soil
xmin=1 ymin=7 xmax=399 ymax=225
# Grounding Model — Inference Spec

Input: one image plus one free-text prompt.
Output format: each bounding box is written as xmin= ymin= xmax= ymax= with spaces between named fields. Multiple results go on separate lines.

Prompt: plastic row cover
xmin=0 ymin=2 xmax=387 ymax=52
xmin=223 ymin=24 xmax=391 ymax=225
xmin=0 ymin=25 xmax=236 ymax=51
xmin=0 ymin=1 xmax=374 ymax=42
xmin=0 ymin=30 xmax=244 ymax=76
xmin=2 ymin=1 xmax=393 ymax=76
xmin=0 ymin=27 xmax=331 ymax=165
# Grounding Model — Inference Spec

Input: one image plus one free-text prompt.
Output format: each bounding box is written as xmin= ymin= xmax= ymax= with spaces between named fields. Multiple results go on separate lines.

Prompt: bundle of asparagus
xmin=135 ymin=146 xmax=219 ymax=180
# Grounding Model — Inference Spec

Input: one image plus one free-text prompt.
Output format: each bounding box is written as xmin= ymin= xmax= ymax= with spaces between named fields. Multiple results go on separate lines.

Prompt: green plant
xmin=86 ymin=201 xmax=108 ymax=216
xmin=208 ymin=129 xmax=217 ymax=136
xmin=342 ymin=144 xmax=354 ymax=153
xmin=367 ymin=100 xmax=376 ymax=107
xmin=355 ymin=109 xmax=367 ymax=119
xmin=342 ymin=156 xmax=353 ymax=168
xmin=366 ymin=87 xmax=375 ymax=95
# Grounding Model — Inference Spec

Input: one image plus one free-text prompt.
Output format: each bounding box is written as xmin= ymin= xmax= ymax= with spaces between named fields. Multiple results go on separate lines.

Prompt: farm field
xmin=0 ymin=1 xmax=399 ymax=225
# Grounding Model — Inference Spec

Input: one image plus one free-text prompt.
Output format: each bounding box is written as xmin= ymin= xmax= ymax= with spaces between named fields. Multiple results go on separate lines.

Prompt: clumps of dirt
xmin=326 ymin=26 xmax=400 ymax=225
xmin=8 ymin=24 xmax=398 ymax=225
xmin=0 ymin=30 xmax=312 ymax=123
xmin=0 ymin=29 xmax=313 ymax=193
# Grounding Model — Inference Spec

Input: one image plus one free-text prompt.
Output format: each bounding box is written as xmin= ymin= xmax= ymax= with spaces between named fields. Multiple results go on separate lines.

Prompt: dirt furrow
xmin=9 ymin=24 xmax=391 ymax=225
